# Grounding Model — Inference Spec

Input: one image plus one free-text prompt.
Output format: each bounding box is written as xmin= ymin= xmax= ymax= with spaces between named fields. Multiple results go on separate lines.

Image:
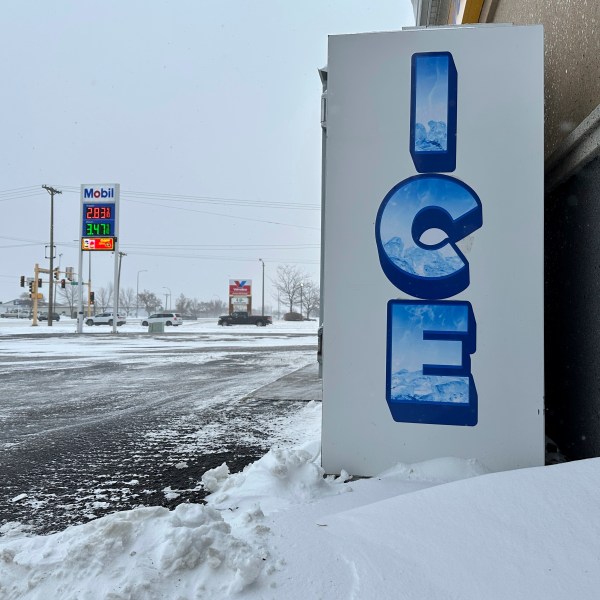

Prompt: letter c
xmin=375 ymin=174 xmax=482 ymax=299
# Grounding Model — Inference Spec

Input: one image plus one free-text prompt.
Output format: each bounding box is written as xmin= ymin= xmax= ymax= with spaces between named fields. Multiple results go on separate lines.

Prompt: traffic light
xmin=60 ymin=279 xmax=66 ymax=289
xmin=20 ymin=276 xmax=25 ymax=287
xmin=89 ymin=291 xmax=95 ymax=304
xmin=65 ymin=267 xmax=73 ymax=281
xmin=54 ymin=268 xmax=59 ymax=281
xmin=38 ymin=278 xmax=42 ymax=288
xmin=28 ymin=280 xmax=33 ymax=293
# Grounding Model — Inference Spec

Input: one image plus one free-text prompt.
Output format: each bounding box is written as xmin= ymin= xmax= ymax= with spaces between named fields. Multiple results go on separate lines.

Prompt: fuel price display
xmin=82 ymin=203 xmax=115 ymax=237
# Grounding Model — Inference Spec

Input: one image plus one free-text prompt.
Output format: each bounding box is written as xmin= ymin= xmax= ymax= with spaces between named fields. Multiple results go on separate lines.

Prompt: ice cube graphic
xmin=383 ymin=237 xmax=462 ymax=278
xmin=390 ymin=369 xmax=469 ymax=404
xmin=415 ymin=120 xmax=447 ymax=152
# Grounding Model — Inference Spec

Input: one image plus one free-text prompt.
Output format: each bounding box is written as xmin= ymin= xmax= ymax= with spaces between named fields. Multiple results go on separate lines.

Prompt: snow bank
xmin=203 ymin=440 xmax=351 ymax=516
xmin=1 ymin=397 xmax=599 ymax=600
xmin=0 ymin=503 xmax=268 ymax=599
xmin=378 ymin=455 xmax=490 ymax=481
xmin=288 ymin=457 xmax=600 ymax=600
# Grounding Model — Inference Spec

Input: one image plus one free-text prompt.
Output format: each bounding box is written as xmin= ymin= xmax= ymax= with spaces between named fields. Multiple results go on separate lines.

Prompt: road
xmin=0 ymin=324 xmax=320 ymax=534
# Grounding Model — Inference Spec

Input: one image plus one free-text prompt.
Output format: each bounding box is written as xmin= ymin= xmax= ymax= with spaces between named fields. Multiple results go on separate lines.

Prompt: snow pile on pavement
xmin=1 ymin=400 xmax=600 ymax=599
xmin=0 ymin=503 xmax=269 ymax=599
xmin=203 ymin=440 xmax=351 ymax=515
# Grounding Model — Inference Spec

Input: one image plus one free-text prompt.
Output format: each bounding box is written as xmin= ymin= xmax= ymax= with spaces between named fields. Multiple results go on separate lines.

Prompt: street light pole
xmin=259 ymin=258 xmax=265 ymax=316
xmin=300 ymin=283 xmax=304 ymax=321
xmin=42 ymin=185 xmax=61 ymax=326
xmin=114 ymin=251 xmax=126 ymax=334
xmin=136 ymin=269 xmax=147 ymax=317
xmin=162 ymin=286 xmax=171 ymax=310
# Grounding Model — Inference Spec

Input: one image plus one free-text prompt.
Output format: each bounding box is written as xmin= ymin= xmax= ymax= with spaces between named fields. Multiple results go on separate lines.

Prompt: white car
xmin=141 ymin=312 xmax=183 ymax=327
xmin=86 ymin=312 xmax=127 ymax=326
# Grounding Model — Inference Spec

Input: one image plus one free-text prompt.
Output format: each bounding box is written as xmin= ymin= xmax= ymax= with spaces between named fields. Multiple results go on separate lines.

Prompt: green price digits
xmin=86 ymin=222 xmax=112 ymax=236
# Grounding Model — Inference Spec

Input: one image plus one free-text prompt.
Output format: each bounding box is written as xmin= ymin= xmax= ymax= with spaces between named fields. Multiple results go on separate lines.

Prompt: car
xmin=86 ymin=312 xmax=126 ymax=326
xmin=283 ymin=312 xmax=303 ymax=321
xmin=38 ymin=312 xmax=60 ymax=321
xmin=141 ymin=312 xmax=183 ymax=327
xmin=217 ymin=311 xmax=272 ymax=326
xmin=0 ymin=309 xmax=31 ymax=318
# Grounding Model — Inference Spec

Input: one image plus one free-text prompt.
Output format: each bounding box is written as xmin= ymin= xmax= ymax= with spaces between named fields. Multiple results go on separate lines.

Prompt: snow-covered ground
xmin=2 ymin=405 xmax=599 ymax=599
xmin=0 ymin=320 xmax=320 ymax=534
xmin=0 ymin=316 xmax=318 ymax=337
xmin=1 ymin=321 xmax=599 ymax=598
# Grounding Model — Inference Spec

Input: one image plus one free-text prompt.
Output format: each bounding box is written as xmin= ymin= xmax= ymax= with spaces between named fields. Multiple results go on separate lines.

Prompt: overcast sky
xmin=0 ymin=0 xmax=414 ymax=311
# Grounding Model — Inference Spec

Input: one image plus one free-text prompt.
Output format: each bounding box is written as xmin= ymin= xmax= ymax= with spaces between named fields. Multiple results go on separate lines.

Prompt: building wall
xmin=483 ymin=1 xmax=600 ymax=459
xmin=485 ymin=0 xmax=600 ymax=158
xmin=545 ymin=154 xmax=600 ymax=459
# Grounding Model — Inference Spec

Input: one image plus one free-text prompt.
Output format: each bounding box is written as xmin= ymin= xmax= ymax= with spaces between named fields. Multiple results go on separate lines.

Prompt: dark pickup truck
xmin=218 ymin=311 xmax=272 ymax=327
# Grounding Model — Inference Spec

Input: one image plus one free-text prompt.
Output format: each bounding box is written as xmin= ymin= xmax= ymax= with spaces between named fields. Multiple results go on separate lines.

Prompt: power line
xmin=2 ymin=184 xmax=320 ymax=210
xmin=0 ymin=234 xmax=319 ymax=251
xmin=123 ymin=198 xmax=320 ymax=230
xmin=124 ymin=242 xmax=320 ymax=249
xmin=2 ymin=184 xmax=320 ymax=230
xmin=121 ymin=249 xmax=320 ymax=263
xmin=0 ymin=185 xmax=42 ymax=195
xmin=57 ymin=185 xmax=319 ymax=210
xmin=0 ymin=191 xmax=47 ymax=203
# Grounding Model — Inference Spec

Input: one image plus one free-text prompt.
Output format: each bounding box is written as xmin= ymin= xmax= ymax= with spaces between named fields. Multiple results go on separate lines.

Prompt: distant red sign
xmin=229 ymin=279 xmax=252 ymax=296
xmin=81 ymin=237 xmax=115 ymax=251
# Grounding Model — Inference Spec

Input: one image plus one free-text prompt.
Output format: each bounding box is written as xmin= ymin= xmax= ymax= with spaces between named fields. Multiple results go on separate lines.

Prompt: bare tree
xmin=137 ymin=290 xmax=161 ymax=315
xmin=272 ymin=265 xmax=304 ymax=313
xmin=96 ymin=284 xmax=113 ymax=312
xmin=18 ymin=292 xmax=34 ymax=309
xmin=119 ymin=287 xmax=136 ymax=316
xmin=206 ymin=298 xmax=227 ymax=316
xmin=58 ymin=284 xmax=77 ymax=317
xmin=175 ymin=293 xmax=191 ymax=315
xmin=188 ymin=298 xmax=202 ymax=318
xmin=302 ymin=280 xmax=320 ymax=319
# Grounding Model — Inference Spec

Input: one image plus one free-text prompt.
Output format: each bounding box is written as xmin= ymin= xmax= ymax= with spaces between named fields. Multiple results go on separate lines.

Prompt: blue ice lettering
xmin=410 ymin=52 xmax=457 ymax=173
xmin=375 ymin=174 xmax=482 ymax=299
xmin=386 ymin=300 xmax=478 ymax=426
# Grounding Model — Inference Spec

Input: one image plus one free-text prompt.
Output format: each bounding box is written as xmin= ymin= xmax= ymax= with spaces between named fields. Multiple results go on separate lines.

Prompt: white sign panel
xmin=322 ymin=25 xmax=544 ymax=476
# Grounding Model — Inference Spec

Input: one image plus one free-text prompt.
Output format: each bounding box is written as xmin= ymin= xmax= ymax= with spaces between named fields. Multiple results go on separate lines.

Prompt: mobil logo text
xmin=83 ymin=187 xmax=116 ymax=199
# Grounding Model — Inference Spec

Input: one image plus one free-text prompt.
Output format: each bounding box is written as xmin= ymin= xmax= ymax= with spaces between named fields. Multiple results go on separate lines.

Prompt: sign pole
xmin=32 ymin=264 xmax=40 ymax=327
xmin=77 ymin=231 xmax=84 ymax=333
xmin=78 ymin=183 xmax=120 ymax=334
xmin=111 ymin=184 xmax=120 ymax=333
xmin=112 ymin=237 xmax=119 ymax=334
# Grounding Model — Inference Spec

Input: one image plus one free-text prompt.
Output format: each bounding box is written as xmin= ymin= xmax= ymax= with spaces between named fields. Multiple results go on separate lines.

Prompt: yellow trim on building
xmin=462 ymin=0 xmax=484 ymax=23
xmin=450 ymin=0 xmax=485 ymax=24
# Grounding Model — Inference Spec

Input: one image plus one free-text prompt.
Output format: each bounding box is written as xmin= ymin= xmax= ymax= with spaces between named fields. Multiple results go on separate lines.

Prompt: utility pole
xmin=259 ymin=258 xmax=265 ymax=316
xmin=42 ymin=185 xmax=62 ymax=327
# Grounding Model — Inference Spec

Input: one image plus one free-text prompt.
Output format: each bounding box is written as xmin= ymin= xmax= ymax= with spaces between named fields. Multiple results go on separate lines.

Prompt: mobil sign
xmin=82 ymin=186 xmax=117 ymax=199
xmin=229 ymin=279 xmax=252 ymax=296
xmin=321 ymin=25 xmax=544 ymax=476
